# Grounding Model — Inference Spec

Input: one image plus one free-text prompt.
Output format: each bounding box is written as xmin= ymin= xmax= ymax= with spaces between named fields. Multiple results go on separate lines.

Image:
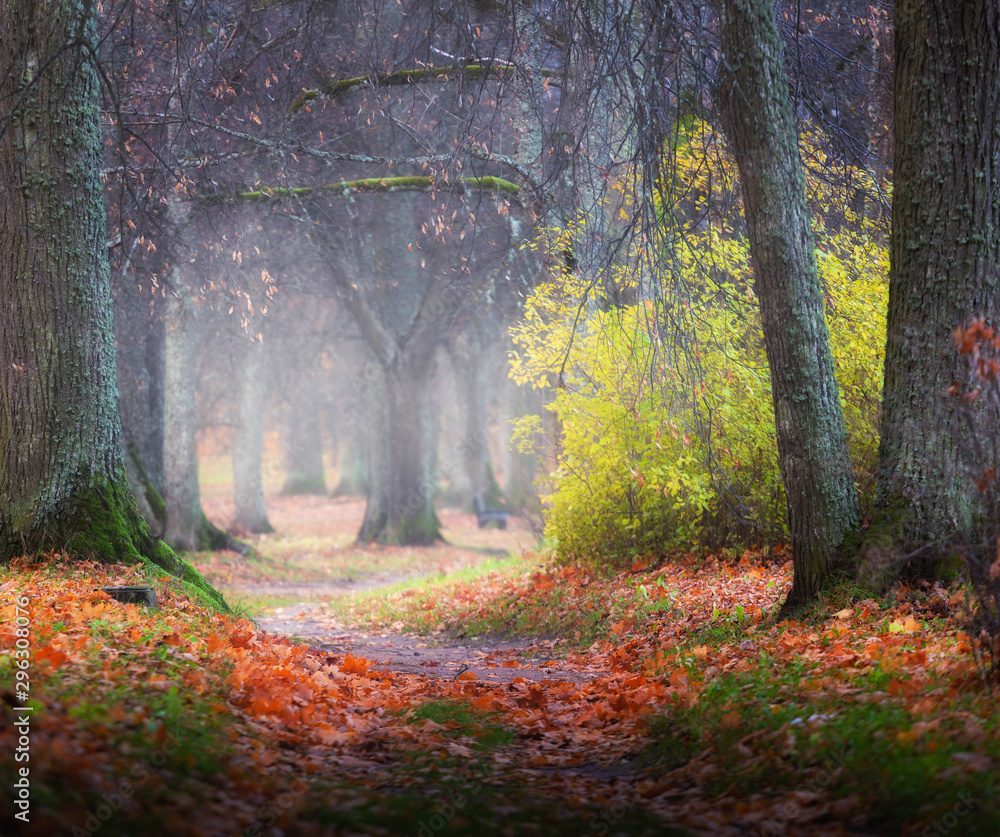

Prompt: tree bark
xmin=862 ymin=0 xmax=1000 ymax=585
xmin=231 ymin=337 xmax=274 ymax=533
xmin=718 ymin=0 xmax=860 ymax=605
xmin=357 ymin=351 xmax=442 ymax=545
xmin=0 ymin=0 xmax=224 ymax=608
xmin=281 ymin=381 xmax=327 ymax=496
xmin=161 ymin=287 xmax=234 ymax=552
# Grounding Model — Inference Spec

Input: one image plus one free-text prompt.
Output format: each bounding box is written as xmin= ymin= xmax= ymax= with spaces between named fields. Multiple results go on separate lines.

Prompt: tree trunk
xmin=162 ymin=290 xmax=203 ymax=551
xmin=718 ymin=0 xmax=860 ymax=605
xmin=281 ymin=384 xmax=327 ymax=496
xmin=449 ymin=331 xmax=503 ymax=507
xmin=499 ymin=361 xmax=541 ymax=511
xmin=861 ymin=0 xmax=1000 ymax=586
xmin=0 ymin=0 xmax=223 ymax=607
xmin=161 ymin=287 xmax=234 ymax=552
xmin=330 ymin=414 xmax=368 ymax=497
xmin=357 ymin=352 xmax=442 ymax=545
xmin=115 ymin=282 xmax=167 ymax=536
xmin=231 ymin=337 xmax=274 ymax=533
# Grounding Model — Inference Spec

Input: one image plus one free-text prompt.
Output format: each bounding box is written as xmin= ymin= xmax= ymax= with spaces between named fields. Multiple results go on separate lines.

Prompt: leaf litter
xmin=2 ymin=524 xmax=999 ymax=834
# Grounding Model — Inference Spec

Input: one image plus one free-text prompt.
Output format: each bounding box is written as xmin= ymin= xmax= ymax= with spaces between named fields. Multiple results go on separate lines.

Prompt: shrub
xmin=509 ymin=119 xmax=887 ymax=563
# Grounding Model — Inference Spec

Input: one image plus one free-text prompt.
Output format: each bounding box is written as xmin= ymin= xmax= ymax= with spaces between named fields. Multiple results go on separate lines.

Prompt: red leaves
xmin=515 ymin=684 xmax=547 ymax=710
xmin=953 ymin=318 xmax=995 ymax=354
xmin=951 ymin=318 xmax=1000 ymax=388
xmin=33 ymin=643 xmax=71 ymax=672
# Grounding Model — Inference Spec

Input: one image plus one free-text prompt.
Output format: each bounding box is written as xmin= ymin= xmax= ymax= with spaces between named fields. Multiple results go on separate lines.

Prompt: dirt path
xmin=194 ymin=491 xmax=600 ymax=683
xmin=254 ymin=601 xmax=603 ymax=684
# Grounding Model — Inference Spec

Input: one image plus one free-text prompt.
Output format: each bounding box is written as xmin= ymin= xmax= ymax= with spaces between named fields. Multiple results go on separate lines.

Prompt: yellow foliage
xmin=510 ymin=119 xmax=888 ymax=562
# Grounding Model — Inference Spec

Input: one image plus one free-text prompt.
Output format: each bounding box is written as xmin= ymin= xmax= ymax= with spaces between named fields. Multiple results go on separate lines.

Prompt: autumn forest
xmin=2 ymin=0 xmax=1000 ymax=834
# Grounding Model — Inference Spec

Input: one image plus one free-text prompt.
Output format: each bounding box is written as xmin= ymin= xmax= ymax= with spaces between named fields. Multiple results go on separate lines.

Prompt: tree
xmin=114 ymin=270 xmax=168 ymax=537
xmin=718 ymin=0 xmax=860 ymax=604
xmin=0 ymin=0 xmax=224 ymax=608
xmin=860 ymin=0 xmax=1000 ymax=585
xmin=231 ymin=334 xmax=274 ymax=534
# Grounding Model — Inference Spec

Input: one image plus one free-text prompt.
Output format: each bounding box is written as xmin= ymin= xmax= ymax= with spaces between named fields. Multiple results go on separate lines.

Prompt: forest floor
xmin=198 ymin=493 xmax=594 ymax=685
xmin=3 ymin=473 xmax=1000 ymax=836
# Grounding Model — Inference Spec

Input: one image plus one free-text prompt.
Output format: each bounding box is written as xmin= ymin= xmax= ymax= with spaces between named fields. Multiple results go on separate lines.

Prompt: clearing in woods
xmin=197 ymin=491 xmax=589 ymax=684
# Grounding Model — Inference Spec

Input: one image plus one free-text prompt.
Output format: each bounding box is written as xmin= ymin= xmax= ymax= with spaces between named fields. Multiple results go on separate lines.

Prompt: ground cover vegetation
xmin=3 ymin=539 xmax=1000 ymax=835
xmin=5 ymin=0 xmax=1000 ymax=833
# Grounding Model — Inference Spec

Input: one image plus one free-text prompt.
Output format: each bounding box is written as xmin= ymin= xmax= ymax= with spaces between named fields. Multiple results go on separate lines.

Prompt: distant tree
xmin=231 ymin=334 xmax=274 ymax=534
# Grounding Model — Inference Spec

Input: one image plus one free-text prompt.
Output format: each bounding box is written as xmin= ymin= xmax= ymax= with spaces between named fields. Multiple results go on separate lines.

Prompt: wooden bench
xmin=472 ymin=494 xmax=508 ymax=529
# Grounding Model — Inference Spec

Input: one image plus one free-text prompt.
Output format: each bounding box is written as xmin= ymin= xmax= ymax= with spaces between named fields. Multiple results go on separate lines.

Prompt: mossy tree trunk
xmin=0 ymin=0 xmax=225 ymax=608
xmin=860 ymin=0 xmax=1000 ymax=586
xmin=231 ymin=336 xmax=274 ymax=534
xmin=718 ymin=0 xmax=860 ymax=605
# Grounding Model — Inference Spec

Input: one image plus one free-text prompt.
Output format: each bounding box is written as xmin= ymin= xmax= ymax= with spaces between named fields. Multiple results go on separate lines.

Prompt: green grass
xmin=332 ymin=553 xmax=537 ymax=629
xmin=641 ymin=656 xmax=1000 ymax=834
xmin=453 ymin=584 xmax=606 ymax=643
xmin=402 ymin=698 xmax=518 ymax=751
xmin=295 ymin=782 xmax=680 ymax=837
xmin=221 ymin=591 xmax=308 ymax=618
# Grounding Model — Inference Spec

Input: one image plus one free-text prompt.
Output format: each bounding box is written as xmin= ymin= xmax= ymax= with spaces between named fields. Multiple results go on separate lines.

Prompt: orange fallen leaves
xmin=340 ymin=652 xmax=371 ymax=675
xmin=2 ymin=549 xmax=996 ymax=836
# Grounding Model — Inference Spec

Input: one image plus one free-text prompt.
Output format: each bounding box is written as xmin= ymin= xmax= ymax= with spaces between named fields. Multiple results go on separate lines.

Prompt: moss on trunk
xmin=864 ymin=0 xmax=1000 ymax=590
xmin=851 ymin=494 xmax=964 ymax=594
xmin=360 ymin=505 xmax=443 ymax=547
xmin=236 ymin=176 xmax=520 ymax=204
xmin=60 ymin=470 xmax=229 ymax=612
xmin=849 ymin=495 xmax=910 ymax=593
xmin=128 ymin=446 xmax=167 ymax=528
